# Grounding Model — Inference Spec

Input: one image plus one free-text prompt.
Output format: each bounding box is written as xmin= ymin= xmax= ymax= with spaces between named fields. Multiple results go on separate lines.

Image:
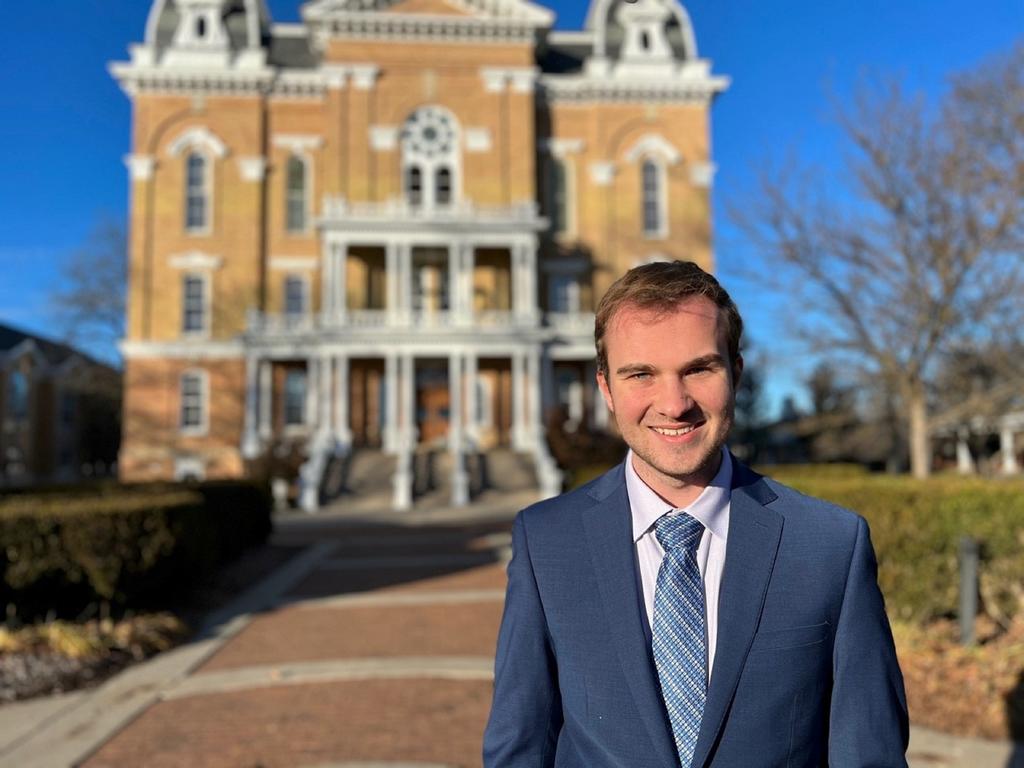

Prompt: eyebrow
xmin=614 ymin=354 xmax=726 ymax=377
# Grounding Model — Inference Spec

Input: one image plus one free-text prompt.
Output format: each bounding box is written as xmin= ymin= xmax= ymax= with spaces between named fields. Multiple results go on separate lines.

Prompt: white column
xmin=305 ymin=357 xmax=319 ymax=430
xmin=392 ymin=353 xmax=415 ymax=511
xmin=512 ymin=246 xmax=527 ymax=320
xmin=322 ymin=239 xmax=335 ymax=318
xmin=317 ymin=350 xmax=329 ymax=442
xmin=521 ymin=239 xmax=538 ymax=324
xmin=384 ymin=353 xmax=399 ymax=453
xmin=465 ymin=352 xmax=479 ymax=446
xmin=449 ymin=352 xmax=469 ymax=506
xmin=334 ymin=355 xmax=352 ymax=448
xmin=242 ymin=354 xmax=260 ymax=458
xmin=1001 ymin=424 xmax=1019 ymax=474
xmin=400 ymin=243 xmax=414 ymax=324
xmin=512 ymin=350 xmax=526 ymax=450
xmin=403 ymin=353 xmax=416 ymax=446
xmin=258 ymin=359 xmax=272 ymax=440
xmin=956 ymin=428 xmax=974 ymax=474
xmin=461 ymin=244 xmax=475 ymax=324
xmin=334 ymin=242 xmax=348 ymax=325
xmin=386 ymin=242 xmax=400 ymax=324
xmin=526 ymin=346 xmax=543 ymax=444
xmin=447 ymin=244 xmax=461 ymax=323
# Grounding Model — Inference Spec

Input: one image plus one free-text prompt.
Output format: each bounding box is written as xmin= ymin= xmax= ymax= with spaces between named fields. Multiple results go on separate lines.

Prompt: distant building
xmin=110 ymin=0 xmax=728 ymax=508
xmin=0 ymin=324 xmax=121 ymax=487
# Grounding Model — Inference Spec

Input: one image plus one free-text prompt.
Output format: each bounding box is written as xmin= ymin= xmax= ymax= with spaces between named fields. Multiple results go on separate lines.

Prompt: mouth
xmin=649 ymin=424 xmax=702 ymax=437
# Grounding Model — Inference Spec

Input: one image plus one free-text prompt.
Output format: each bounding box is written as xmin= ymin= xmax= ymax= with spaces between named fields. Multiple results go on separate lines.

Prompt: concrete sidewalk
xmin=0 ymin=494 xmax=1020 ymax=767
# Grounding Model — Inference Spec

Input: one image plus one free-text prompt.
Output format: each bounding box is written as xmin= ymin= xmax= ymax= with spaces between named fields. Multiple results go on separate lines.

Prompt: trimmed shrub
xmin=0 ymin=481 xmax=272 ymax=621
xmin=766 ymin=470 xmax=1024 ymax=625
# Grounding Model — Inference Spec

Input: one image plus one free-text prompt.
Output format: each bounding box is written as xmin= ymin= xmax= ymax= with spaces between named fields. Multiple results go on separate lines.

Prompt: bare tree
xmin=52 ymin=216 xmax=127 ymax=363
xmin=735 ymin=44 xmax=1024 ymax=477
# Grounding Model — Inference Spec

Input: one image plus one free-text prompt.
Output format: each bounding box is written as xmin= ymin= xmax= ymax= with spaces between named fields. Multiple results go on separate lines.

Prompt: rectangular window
xmin=642 ymin=160 xmax=662 ymax=236
xmin=548 ymin=158 xmax=568 ymax=235
xmin=286 ymin=156 xmax=307 ymax=232
xmin=284 ymin=276 xmax=306 ymax=317
xmin=60 ymin=391 xmax=76 ymax=427
xmin=284 ymin=369 xmax=306 ymax=426
xmin=180 ymin=372 xmax=205 ymax=431
xmin=548 ymin=274 xmax=580 ymax=314
xmin=182 ymin=274 xmax=206 ymax=334
xmin=185 ymin=153 xmax=208 ymax=231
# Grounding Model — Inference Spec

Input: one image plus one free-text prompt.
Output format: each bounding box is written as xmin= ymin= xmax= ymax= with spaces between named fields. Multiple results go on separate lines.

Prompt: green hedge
xmin=0 ymin=481 xmax=272 ymax=621
xmin=765 ymin=469 xmax=1024 ymax=625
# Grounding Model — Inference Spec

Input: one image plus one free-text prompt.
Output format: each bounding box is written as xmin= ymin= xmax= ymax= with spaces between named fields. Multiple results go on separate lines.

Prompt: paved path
xmin=0 ymin=492 xmax=1021 ymax=767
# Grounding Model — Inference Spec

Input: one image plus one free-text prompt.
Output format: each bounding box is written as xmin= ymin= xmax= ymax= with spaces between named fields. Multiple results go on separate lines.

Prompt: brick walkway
xmin=80 ymin=510 xmax=518 ymax=768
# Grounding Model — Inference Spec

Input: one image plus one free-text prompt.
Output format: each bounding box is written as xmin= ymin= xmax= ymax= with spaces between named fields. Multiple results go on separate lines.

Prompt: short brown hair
xmin=594 ymin=260 xmax=743 ymax=377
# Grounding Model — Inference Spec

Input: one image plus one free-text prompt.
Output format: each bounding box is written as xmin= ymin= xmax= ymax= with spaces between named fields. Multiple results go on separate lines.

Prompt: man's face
xmin=596 ymin=296 xmax=742 ymax=506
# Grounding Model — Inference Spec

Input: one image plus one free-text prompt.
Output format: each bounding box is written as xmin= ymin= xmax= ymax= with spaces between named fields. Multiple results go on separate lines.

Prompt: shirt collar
xmin=626 ymin=445 xmax=732 ymax=544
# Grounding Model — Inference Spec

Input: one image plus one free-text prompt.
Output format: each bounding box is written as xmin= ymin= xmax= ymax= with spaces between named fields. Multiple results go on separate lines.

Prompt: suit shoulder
xmin=759 ymin=475 xmax=866 ymax=536
xmin=517 ymin=465 xmax=620 ymax=530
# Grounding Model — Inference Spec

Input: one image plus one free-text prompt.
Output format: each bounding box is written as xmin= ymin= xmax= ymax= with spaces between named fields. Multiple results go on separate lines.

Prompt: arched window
xmin=548 ymin=157 xmax=568 ymax=235
xmin=435 ymin=167 xmax=452 ymax=206
xmin=400 ymin=106 xmax=459 ymax=208
xmin=405 ymin=165 xmax=423 ymax=206
xmin=641 ymin=159 xmax=663 ymax=236
xmin=286 ymin=156 xmax=307 ymax=232
xmin=185 ymin=152 xmax=208 ymax=232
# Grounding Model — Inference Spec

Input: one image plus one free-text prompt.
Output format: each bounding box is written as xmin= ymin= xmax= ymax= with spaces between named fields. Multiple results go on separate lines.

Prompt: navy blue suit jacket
xmin=483 ymin=457 xmax=908 ymax=767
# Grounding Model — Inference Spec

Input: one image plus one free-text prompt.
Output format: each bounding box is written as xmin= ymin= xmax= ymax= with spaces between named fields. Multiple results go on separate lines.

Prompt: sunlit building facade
xmin=111 ymin=0 xmax=727 ymax=508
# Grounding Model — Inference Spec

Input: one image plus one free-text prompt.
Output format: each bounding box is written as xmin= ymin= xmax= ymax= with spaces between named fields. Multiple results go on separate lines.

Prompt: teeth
xmin=652 ymin=426 xmax=695 ymax=436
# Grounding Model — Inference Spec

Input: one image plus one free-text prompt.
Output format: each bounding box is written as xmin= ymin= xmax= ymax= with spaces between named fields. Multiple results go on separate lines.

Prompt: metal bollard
xmin=959 ymin=536 xmax=979 ymax=646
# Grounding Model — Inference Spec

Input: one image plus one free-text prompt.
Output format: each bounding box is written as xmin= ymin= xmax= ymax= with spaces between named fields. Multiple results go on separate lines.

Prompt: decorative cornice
xmin=480 ymin=67 xmax=538 ymax=93
xmin=688 ymin=161 xmax=716 ymax=189
xmin=167 ymin=126 xmax=229 ymax=158
xmin=541 ymin=138 xmax=584 ymax=157
xmin=623 ymin=133 xmax=681 ymax=165
xmin=124 ymin=154 xmax=156 ymax=180
xmin=273 ymin=134 xmax=325 ymax=153
xmin=369 ymin=125 xmax=398 ymax=151
xmin=120 ymin=339 xmax=245 ymax=360
xmin=539 ymin=72 xmax=729 ymax=104
xmin=307 ymin=15 xmax=543 ymax=50
xmin=238 ymin=156 xmax=267 ymax=181
xmin=589 ymin=162 xmax=615 ymax=186
xmin=168 ymin=251 xmax=224 ymax=270
xmin=465 ymin=128 xmax=492 ymax=152
xmin=270 ymin=257 xmax=319 ymax=271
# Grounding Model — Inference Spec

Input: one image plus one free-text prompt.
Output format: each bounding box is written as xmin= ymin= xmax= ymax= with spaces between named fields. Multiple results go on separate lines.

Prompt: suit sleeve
xmin=483 ymin=511 xmax=562 ymax=767
xmin=828 ymin=515 xmax=910 ymax=767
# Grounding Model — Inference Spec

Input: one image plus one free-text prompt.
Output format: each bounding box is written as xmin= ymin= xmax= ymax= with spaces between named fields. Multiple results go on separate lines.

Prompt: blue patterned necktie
xmin=653 ymin=512 xmax=707 ymax=768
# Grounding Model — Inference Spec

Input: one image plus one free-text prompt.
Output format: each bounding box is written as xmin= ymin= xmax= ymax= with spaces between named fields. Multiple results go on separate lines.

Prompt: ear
xmin=596 ymin=369 xmax=615 ymax=413
xmin=732 ymin=354 xmax=744 ymax=388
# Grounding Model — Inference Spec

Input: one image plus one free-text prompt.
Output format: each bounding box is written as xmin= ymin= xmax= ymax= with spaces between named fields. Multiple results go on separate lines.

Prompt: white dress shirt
xmin=625 ymin=446 xmax=732 ymax=680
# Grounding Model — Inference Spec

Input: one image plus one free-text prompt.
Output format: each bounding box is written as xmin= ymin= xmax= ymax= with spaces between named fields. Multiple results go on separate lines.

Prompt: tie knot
xmin=655 ymin=512 xmax=704 ymax=552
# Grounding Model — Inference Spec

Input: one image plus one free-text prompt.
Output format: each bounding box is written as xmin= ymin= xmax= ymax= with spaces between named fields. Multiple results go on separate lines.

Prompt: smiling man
xmin=483 ymin=261 xmax=908 ymax=767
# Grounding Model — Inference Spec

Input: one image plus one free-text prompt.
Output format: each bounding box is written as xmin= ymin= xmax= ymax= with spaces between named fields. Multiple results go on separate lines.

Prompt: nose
xmin=654 ymin=376 xmax=694 ymax=420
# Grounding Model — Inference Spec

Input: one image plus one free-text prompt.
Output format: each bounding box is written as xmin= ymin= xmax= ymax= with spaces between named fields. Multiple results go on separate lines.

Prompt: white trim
xmin=270 ymin=257 xmax=318 ymax=271
xmin=238 ymin=156 xmax=267 ymax=181
xmin=173 ymin=456 xmax=207 ymax=481
xmin=623 ymin=133 xmax=681 ymax=165
xmin=124 ymin=155 xmax=156 ymax=180
xmin=169 ymin=251 xmax=223 ymax=270
xmin=167 ymin=126 xmax=229 ymax=159
xmin=179 ymin=368 xmax=209 ymax=437
xmin=479 ymin=67 xmax=538 ymax=93
xmin=689 ymin=161 xmax=716 ymax=189
xmin=369 ymin=125 xmax=398 ymax=151
xmin=589 ymin=162 xmax=615 ymax=186
xmin=465 ymin=128 xmax=492 ymax=153
xmin=350 ymin=65 xmax=380 ymax=90
xmin=542 ymin=138 xmax=584 ymax=157
xmin=120 ymin=340 xmax=245 ymax=359
xmin=273 ymin=134 xmax=324 ymax=153
xmin=539 ymin=70 xmax=730 ymax=104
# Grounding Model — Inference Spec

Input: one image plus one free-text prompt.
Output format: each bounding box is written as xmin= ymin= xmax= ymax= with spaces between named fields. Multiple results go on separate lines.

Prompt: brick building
xmin=110 ymin=0 xmax=727 ymax=508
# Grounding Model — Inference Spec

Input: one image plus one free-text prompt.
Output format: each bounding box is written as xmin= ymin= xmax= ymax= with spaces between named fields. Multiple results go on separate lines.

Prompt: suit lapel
xmin=582 ymin=467 xmax=680 ymax=768
xmin=692 ymin=463 xmax=783 ymax=768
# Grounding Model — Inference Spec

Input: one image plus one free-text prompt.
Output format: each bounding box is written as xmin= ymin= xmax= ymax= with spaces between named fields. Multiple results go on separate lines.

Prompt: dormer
xmin=582 ymin=0 xmax=703 ymax=79
xmin=126 ymin=0 xmax=270 ymax=69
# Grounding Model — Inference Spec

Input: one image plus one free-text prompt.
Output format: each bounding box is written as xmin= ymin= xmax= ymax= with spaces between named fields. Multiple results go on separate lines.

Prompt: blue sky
xmin=0 ymin=0 xmax=1021 ymax=415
